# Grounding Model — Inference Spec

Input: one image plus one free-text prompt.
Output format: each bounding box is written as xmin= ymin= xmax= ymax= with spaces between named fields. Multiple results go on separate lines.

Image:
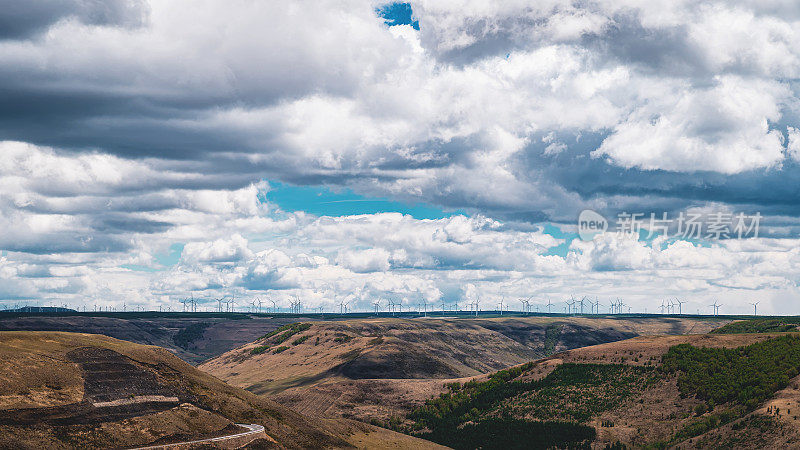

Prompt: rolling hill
xmin=200 ymin=316 xmax=727 ymax=423
xmin=0 ymin=331 xmax=444 ymax=449
xmin=0 ymin=314 xmax=303 ymax=364
xmin=404 ymin=332 xmax=800 ymax=449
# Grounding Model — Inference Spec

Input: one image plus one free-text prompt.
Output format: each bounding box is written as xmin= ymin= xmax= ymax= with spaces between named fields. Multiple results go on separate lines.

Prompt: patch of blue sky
xmin=542 ymin=223 xmax=578 ymax=257
xmin=541 ymin=224 xmax=711 ymax=257
xmin=121 ymin=243 xmax=184 ymax=272
xmin=155 ymin=243 xmax=184 ymax=266
xmin=120 ymin=264 xmax=161 ymax=273
xmin=376 ymin=2 xmax=419 ymax=30
xmin=265 ymin=182 xmax=462 ymax=220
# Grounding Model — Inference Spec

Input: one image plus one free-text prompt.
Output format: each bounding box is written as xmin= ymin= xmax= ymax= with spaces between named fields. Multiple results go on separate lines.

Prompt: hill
xmin=200 ymin=316 xmax=727 ymax=422
xmin=403 ymin=333 xmax=800 ymax=449
xmin=0 ymin=331 xmax=444 ymax=449
xmin=0 ymin=314 xmax=303 ymax=364
xmin=711 ymin=317 xmax=800 ymax=334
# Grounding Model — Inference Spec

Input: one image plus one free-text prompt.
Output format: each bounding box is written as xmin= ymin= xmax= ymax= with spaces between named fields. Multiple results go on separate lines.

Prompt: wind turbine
xmin=659 ymin=300 xmax=666 ymax=315
xmin=676 ymin=298 xmax=686 ymax=315
xmin=709 ymin=300 xmax=721 ymax=316
xmin=749 ymin=301 xmax=759 ymax=316
xmin=497 ymin=297 xmax=505 ymax=316
xmin=546 ymin=298 xmax=553 ymax=314
xmin=373 ymin=300 xmax=381 ymax=316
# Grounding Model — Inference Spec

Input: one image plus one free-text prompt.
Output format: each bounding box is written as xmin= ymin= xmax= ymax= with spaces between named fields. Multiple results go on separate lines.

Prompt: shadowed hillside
xmin=0 ymin=314 xmax=307 ymax=364
xmin=0 ymin=331 xmax=444 ymax=449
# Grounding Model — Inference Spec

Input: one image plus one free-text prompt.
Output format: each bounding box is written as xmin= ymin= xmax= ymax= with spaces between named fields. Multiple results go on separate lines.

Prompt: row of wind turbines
xmin=164 ymin=294 xmax=759 ymax=317
xmin=3 ymin=294 xmax=761 ymax=316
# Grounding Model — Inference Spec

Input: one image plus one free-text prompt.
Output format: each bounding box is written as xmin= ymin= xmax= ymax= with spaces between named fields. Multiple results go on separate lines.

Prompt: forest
xmin=662 ymin=334 xmax=800 ymax=409
xmin=409 ymin=362 xmax=654 ymax=449
xmin=711 ymin=318 xmax=800 ymax=334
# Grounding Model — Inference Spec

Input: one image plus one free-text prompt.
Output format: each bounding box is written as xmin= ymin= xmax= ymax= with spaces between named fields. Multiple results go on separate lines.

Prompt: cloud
xmin=0 ymin=1 xmax=800 ymax=314
xmin=0 ymin=0 xmax=797 ymax=222
xmin=182 ymin=234 xmax=253 ymax=264
xmin=788 ymin=127 xmax=800 ymax=161
xmin=0 ymin=0 xmax=149 ymax=40
xmin=336 ymin=248 xmax=392 ymax=273
xmin=593 ymin=76 xmax=789 ymax=174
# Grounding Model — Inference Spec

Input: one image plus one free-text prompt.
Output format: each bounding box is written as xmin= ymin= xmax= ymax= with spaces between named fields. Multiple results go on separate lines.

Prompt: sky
xmin=1 ymin=0 xmax=800 ymax=314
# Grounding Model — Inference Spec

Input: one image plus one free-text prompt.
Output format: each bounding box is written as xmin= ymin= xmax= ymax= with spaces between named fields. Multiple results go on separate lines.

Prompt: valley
xmin=10 ymin=313 xmax=795 ymax=449
xmin=199 ymin=315 xmax=727 ymax=423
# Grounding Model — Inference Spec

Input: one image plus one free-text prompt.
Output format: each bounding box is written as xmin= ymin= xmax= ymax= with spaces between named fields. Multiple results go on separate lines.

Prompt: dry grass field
xmin=200 ymin=316 xmax=727 ymax=424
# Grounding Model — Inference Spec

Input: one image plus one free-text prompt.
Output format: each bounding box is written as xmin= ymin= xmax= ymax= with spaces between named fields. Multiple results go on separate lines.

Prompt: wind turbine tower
xmin=676 ymin=298 xmax=686 ymax=315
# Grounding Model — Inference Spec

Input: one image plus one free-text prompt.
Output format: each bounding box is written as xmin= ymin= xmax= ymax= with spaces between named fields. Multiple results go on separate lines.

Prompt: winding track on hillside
xmin=131 ymin=423 xmax=268 ymax=449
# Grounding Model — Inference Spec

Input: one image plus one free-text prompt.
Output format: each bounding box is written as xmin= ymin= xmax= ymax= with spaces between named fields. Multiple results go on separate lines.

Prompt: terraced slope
xmin=0 ymin=331 xmax=443 ymax=449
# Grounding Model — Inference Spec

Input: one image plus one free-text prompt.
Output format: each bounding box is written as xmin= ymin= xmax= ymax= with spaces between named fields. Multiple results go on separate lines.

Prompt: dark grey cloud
xmin=0 ymin=0 xmax=148 ymax=39
xmin=0 ymin=0 xmax=798 ymax=244
xmin=1 ymin=233 xmax=131 ymax=255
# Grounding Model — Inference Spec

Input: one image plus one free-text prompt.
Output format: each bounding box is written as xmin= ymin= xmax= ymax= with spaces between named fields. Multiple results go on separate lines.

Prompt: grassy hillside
xmin=711 ymin=318 xmax=800 ymax=334
xmin=201 ymin=316 xmax=727 ymax=424
xmin=0 ymin=331 xmax=443 ymax=449
xmin=400 ymin=333 xmax=800 ymax=449
xmin=202 ymin=316 xmax=725 ymax=389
